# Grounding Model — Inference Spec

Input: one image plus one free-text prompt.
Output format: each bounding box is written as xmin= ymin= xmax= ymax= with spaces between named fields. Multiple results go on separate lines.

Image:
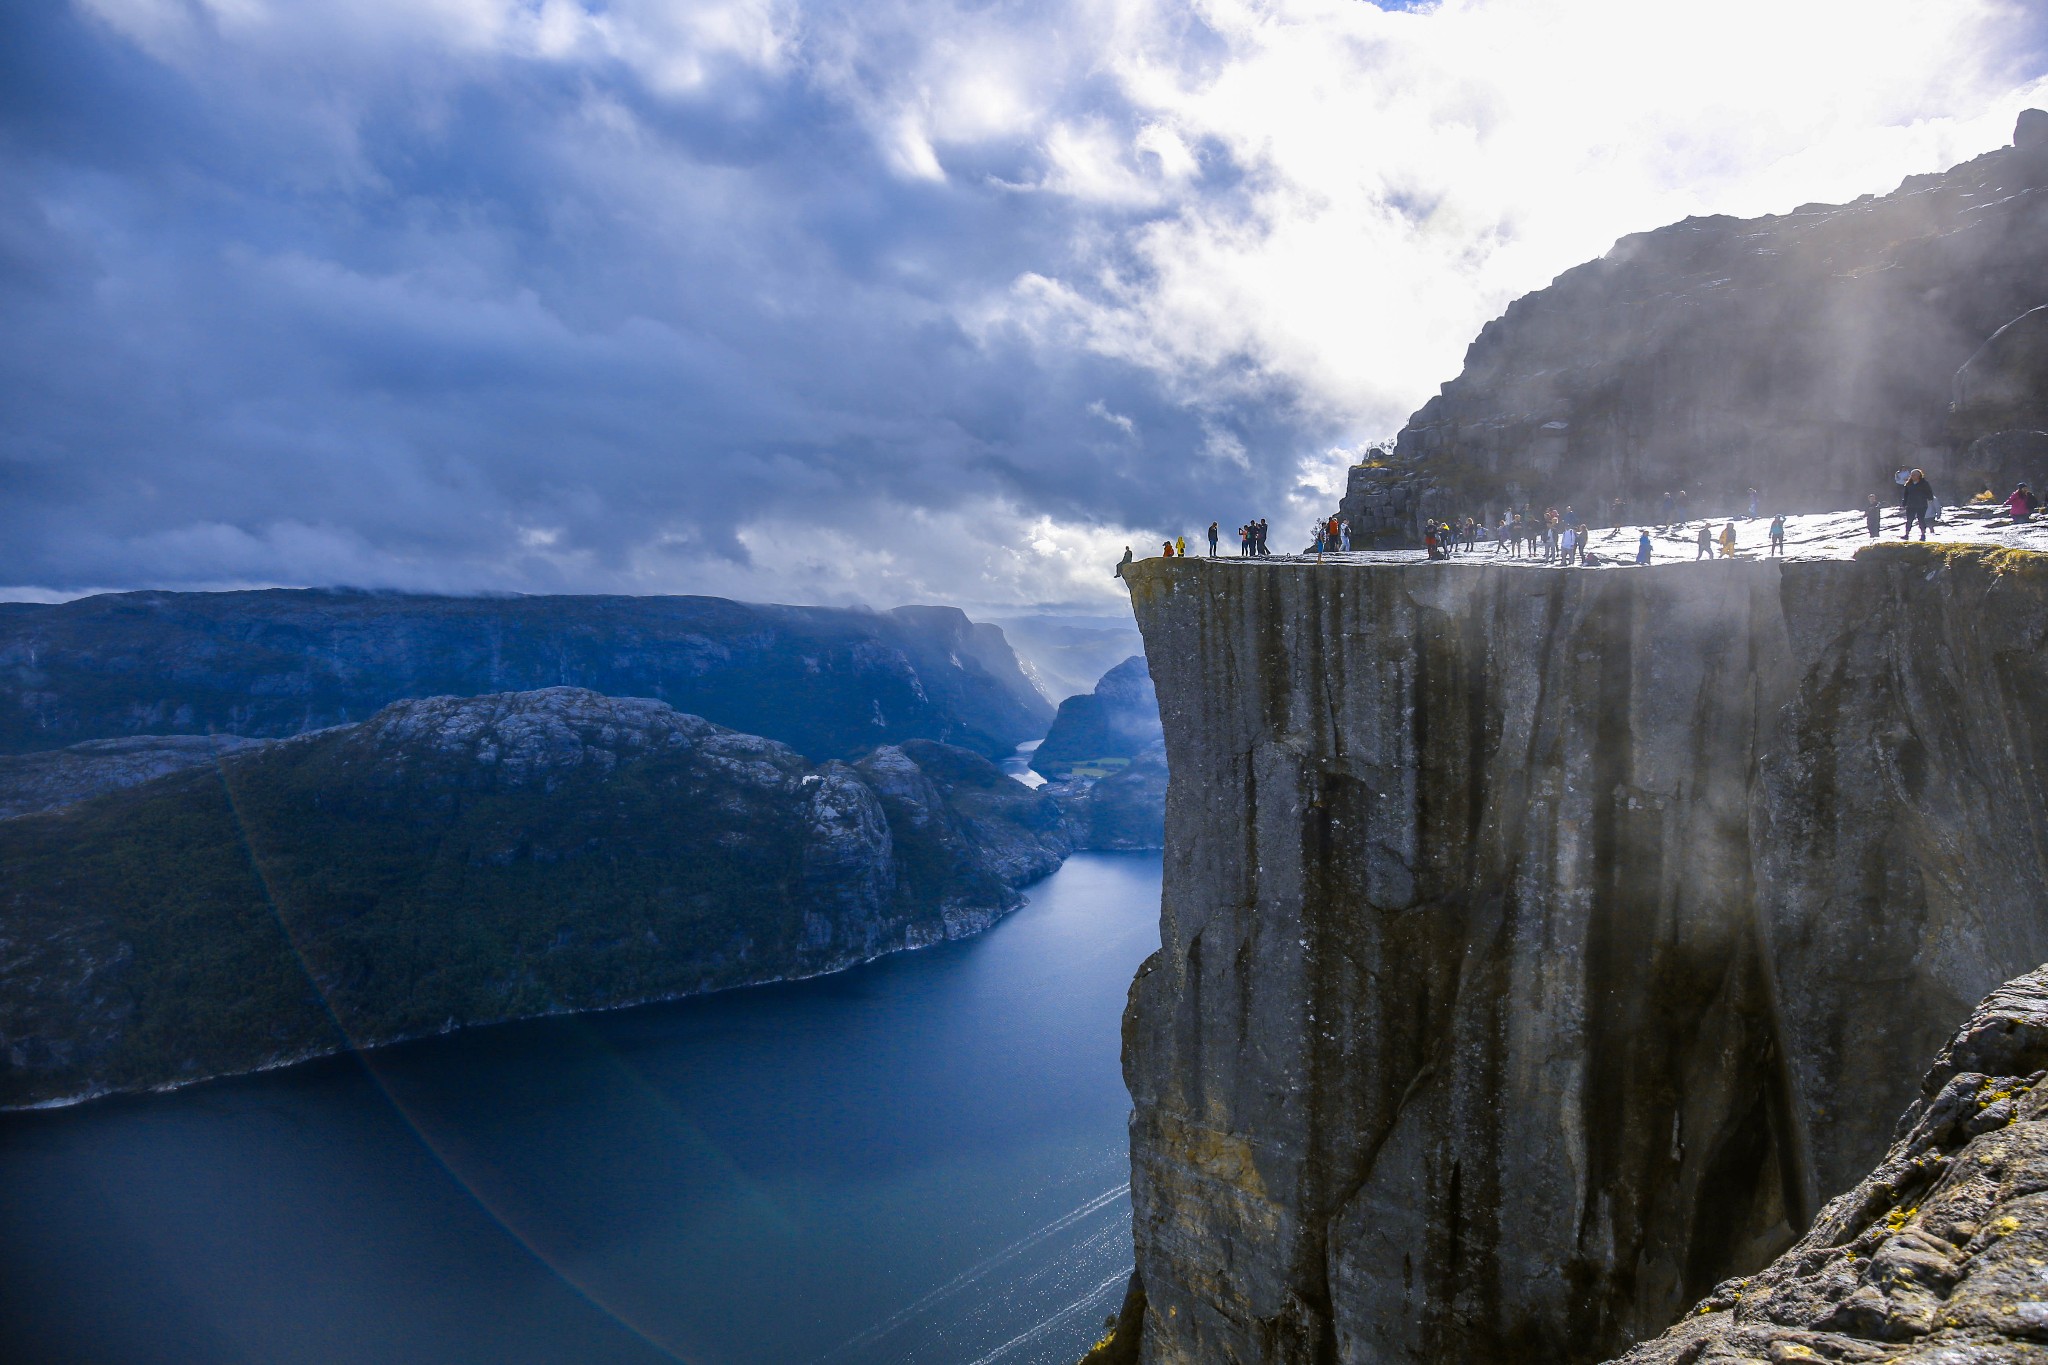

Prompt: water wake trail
xmin=961 ymin=1269 xmax=1131 ymax=1365
xmin=813 ymin=1182 xmax=1130 ymax=1363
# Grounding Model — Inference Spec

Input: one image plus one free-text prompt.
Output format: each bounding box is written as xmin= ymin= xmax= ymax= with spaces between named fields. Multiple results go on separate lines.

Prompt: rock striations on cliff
xmin=1341 ymin=113 xmax=2048 ymax=542
xmin=1608 ymin=963 xmax=2048 ymax=1364
xmin=1117 ymin=545 xmax=2048 ymax=1363
xmin=0 ymin=687 xmax=1066 ymax=1109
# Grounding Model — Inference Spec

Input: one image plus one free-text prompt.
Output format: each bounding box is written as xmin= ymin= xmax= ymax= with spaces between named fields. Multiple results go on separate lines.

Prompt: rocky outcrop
xmin=1118 ymin=546 xmax=2048 ymax=1363
xmin=1032 ymin=656 xmax=1163 ymax=779
xmin=1032 ymin=655 xmax=1168 ymax=850
xmin=1608 ymin=963 xmax=2048 ymax=1364
xmin=0 ymin=589 xmax=1051 ymax=762
xmin=1341 ymin=114 xmax=2048 ymax=542
xmin=0 ymin=734 xmax=270 ymax=819
xmin=1047 ymin=744 xmax=1168 ymax=852
xmin=0 ymin=687 xmax=1067 ymax=1108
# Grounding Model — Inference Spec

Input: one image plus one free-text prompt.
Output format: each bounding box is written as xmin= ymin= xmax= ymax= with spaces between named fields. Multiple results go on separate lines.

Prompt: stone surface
xmin=2018 ymin=108 xmax=2048 ymax=151
xmin=1607 ymin=963 xmax=2048 ymax=1364
xmin=1956 ymin=306 xmax=2048 ymax=438
xmin=0 ymin=734 xmax=270 ymax=819
xmin=1340 ymin=121 xmax=2048 ymax=545
xmin=1117 ymin=546 xmax=2048 ymax=1364
xmin=0 ymin=688 xmax=1068 ymax=1108
xmin=0 ymin=588 xmax=1051 ymax=762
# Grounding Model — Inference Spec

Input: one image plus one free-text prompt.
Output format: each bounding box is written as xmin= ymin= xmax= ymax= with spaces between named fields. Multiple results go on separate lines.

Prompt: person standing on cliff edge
xmin=1901 ymin=470 xmax=1935 ymax=540
xmin=1636 ymin=530 xmax=1652 ymax=565
xmin=1866 ymin=496 xmax=1884 ymax=538
xmin=1208 ymin=521 xmax=1219 ymax=555
xmin=1696 ymin=525 xmax=1713 ymax=559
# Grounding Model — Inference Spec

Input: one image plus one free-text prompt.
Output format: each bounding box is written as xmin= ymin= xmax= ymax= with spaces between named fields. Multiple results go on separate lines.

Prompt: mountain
xmin=0 ymin=734 xmax=268 ymax=820
xmin=986 ymin=615 xmax=1146 ymax=704
xmin=0 ymin=589 xmax=1051 ymax=762
xmin=0 ymin=688 xmax=1068 ymax=1109
xmin=1342 ymin=111 xmax=2048 ymax=541
xmin=1044 ymin=745 xmax=1166 ymax=852
xmin=1030 ymin=656 xmax=1162 ymax=779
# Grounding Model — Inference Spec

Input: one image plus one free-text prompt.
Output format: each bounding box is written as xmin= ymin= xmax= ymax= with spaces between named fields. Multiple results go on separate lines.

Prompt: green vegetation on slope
xmin=0 ymin=689 xmax=1068 ymax=1107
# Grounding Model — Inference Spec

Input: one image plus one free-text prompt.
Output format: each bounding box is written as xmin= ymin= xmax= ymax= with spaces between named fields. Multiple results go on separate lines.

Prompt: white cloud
xmin=12 ymin=0 xmax=2048 ymax=611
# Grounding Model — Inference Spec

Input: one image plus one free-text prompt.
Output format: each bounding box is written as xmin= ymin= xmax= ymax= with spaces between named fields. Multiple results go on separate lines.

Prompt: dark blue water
xmin=0 ymin=853 xmax=1161 ymax=1365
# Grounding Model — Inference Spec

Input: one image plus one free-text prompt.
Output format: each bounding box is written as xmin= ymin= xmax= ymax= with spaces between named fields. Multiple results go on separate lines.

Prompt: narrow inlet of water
xmin=0 ymin=852 xmax=1161 ymax=1365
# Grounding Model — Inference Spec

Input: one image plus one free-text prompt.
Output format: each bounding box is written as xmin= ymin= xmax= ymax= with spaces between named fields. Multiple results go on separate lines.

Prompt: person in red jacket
xmin=2008 ymin=484 xmax=2037 ymax=522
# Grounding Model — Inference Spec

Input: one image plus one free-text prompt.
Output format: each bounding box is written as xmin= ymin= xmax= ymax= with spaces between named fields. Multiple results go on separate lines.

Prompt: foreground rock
xmin=1118 ymin=546 xmax=2048 ymax=1363
xmin=0 ymin=688 xmax=1067 ymax=1108
xmin=0 ymin=588 xmax=1050 ymax=762
xmin=1342 ymin=113 xmax=2048 ymax=541
xmin=1609 ymin=964 xmax=2048 ymax=1364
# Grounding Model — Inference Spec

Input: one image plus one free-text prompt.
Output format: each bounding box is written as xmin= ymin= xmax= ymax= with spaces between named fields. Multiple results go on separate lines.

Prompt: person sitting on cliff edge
xmin=1901 ymin=469 xmax=1936 ymax=541
xmin=1114 ymin=547 xmax=1134 ymax=579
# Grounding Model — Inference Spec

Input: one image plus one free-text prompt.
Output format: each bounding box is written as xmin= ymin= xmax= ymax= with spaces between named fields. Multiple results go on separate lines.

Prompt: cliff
xmin=1608 ymin=962 xmax=2048 ymax=1363
xmin=0 ymin=688 xmax=1067 ymax=1109
xmin=1032 ymin=656 xmax=1163 ymax=779
xmin=0 ymin=589 xmax=1051 ymax=761
xmin=1341 ymin=113 xmax=2048 ymax=541
xmin=1118 ymin=545 xmax=2048 ymax=1363
xmin=1034 ymin=656 xmax=1167 ymax=851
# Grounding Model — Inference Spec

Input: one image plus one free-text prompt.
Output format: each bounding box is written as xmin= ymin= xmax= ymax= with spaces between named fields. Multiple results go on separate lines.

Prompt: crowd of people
xmin=1113 ymin=466 xmax=2046 ymax=581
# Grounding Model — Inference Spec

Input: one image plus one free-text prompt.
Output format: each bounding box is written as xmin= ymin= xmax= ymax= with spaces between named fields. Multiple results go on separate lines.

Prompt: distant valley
xmin=0 ymin=590 xmax=1159 ymax=1109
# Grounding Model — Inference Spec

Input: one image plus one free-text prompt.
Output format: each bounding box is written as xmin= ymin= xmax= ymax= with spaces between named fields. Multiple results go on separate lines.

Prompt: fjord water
xmin=0 ymin=852 xmax=1160 ymax=1365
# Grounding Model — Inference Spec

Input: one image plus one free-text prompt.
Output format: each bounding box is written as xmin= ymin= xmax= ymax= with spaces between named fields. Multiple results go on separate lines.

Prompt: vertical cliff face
xmin=1120 ymin=548 xmax=2048 ymax=1363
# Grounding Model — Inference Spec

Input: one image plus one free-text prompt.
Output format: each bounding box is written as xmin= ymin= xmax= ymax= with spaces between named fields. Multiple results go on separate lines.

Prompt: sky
xmin=3 ymin=0 xmax=2047 ymax=613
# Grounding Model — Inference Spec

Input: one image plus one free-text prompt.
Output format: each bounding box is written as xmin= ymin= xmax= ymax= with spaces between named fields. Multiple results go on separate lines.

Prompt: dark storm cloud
xmin=0 ymin=0 xmax=1318 ymax=599
xmin=3 ymin=0 xmax=2039 ymax=607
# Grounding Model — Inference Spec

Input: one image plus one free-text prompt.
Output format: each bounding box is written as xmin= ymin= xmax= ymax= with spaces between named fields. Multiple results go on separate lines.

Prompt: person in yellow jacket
xmin=1174 ymin=535 xmax=1185 ymax=556
xmin=1718 ymin=521 xmax=1737 ymax=557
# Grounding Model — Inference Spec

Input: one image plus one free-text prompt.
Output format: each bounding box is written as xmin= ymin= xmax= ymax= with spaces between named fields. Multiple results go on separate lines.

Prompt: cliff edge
xmin=1610 ymin=962 xmax=2048 ymax=1363
xmin=1119 ymin=546 xmax=2048 ymax=1362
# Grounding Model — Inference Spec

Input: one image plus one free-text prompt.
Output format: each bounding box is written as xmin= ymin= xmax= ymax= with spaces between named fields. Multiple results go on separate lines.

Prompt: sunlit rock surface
xmin=1117 ymin=537 xmax=2048 ymax=1363
xmin=1607 ymin=964 xmax=2048 ymax=1364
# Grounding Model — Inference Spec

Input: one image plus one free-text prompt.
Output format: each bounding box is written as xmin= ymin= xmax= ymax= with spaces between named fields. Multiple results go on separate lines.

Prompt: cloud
xmin=1 ymin=0 xmax=2045 ymax=611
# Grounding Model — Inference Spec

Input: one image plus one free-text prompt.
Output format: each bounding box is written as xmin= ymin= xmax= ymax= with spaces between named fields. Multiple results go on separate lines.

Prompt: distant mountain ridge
xmin=0 ymin=589 xmax=1051 ymax=762
xmin=0 ymin=688 xmax=1068 ymax=1109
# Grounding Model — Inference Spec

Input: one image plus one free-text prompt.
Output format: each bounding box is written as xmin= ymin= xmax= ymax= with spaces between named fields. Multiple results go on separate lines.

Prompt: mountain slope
xmin=1344 ymin=112 xmax=2048 ymax=537
xmin=0 ymin=688 xmax=1067 ymax=1108
xmin=0 ymin=589 xmax=1051 ymax=761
